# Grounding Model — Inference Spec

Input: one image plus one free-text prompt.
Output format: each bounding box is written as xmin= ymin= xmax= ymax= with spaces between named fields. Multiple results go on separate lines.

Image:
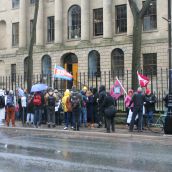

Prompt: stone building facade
xmin=0 ymin=0 xmax=169 ymax=90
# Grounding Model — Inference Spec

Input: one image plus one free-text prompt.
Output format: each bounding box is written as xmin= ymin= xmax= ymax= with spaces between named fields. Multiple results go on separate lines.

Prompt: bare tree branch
xmin=140 ymin=0 xmax=152 ymax=18
xmin=128 ymin=0 xmax=139 ymax=18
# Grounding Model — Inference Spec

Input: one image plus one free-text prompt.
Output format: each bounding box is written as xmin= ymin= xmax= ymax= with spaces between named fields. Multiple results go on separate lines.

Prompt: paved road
xmin=0 ymin=128 xmax=171 ymax=172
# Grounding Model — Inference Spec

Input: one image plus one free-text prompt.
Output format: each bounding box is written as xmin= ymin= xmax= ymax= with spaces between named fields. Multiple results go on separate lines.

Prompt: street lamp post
xmin=165 ymin=0 xmax=172 ymax=134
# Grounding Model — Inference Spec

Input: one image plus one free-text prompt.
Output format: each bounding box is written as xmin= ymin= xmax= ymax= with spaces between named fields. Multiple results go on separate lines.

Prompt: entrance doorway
xmin=62 ymin=53 xmax=78 ymax=89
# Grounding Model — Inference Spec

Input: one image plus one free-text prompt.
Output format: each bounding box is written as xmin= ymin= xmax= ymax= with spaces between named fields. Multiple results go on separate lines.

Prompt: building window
xmin=116 ymin=5 xmax=127 ymax=33
xmin=42 ymin=55 xmax=52 ymax=85
xmin=12 ymin=22 xmax=19 ymax=46
xmin=143 ymin=0 xmax=157 ymax=31
xmin=30 ymin=20 xmax=36 ymax=43
xmin=11 ymin=64 xmax=16 ymax=82
xmin=12 ymin=0 xmax=19 ymax=9
xmin=68 ymin=5 xmax=81 ymax=39
xmin=88 ymin=50 xmax=101 ymax=77
xmin=30 ymin=0 xmax=35 ymax=4
xmin=111 ymin=49 xmax=124 ymax=77
xmin=24 ymin=57 xmax=28 ymax=81
xmin=42 ymin=55 xmax=52 ymax=76
xmin=93 ymin=8 xmax=103 ymax=36
xmin=143 ymin=53 xmax=157 ymax=76
xmin=47 ymin=16 xmax=55 ymax=42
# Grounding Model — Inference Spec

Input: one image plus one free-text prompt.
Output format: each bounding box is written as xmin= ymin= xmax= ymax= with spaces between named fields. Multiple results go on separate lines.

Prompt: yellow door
xmin=72 ymin=63 xmax=78 ymax=87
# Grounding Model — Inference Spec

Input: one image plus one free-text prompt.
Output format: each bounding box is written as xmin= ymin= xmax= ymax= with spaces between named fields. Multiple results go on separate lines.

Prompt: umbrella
xmin=31 ymin=83 xmax=48 ymax=93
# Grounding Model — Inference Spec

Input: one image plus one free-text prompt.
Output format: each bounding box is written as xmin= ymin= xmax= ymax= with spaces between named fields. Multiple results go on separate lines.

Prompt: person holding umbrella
xmin=31 ymin=83 xmax=47 ymax=128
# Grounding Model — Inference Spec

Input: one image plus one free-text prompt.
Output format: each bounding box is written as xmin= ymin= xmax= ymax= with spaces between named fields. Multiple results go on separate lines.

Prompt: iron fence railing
xmin=0 ymin=68 xmax=169 ymax=112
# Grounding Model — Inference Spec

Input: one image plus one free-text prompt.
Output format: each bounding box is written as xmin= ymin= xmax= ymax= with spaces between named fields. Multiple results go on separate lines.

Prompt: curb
xmin=1 ymin=126 xmax=172 ymax=140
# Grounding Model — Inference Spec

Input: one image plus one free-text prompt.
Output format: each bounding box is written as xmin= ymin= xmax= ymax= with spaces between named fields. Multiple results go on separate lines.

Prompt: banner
xmin=110 ymin=77 xmax=126 ymax=100
xmin=54 ymin=65 xmax=73 ymax=80
xmin=137 ymin=71 xmax=150 ymax=88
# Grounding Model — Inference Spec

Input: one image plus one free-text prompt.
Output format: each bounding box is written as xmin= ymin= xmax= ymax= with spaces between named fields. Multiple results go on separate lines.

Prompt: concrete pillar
xmin=55 ymin=0 xmax=63 ymax=44
xmin=36 ymin=0 xmax=44 ymax=46
xmin=81 ymin=0 xmax=90 ymax=41
xmin=103 ymin=0 xmax=112 ymax=39
xmin=127 ymin=1 xmax=133 ymax=36
xmin=19 ymin=0 xmax=27 ymax=48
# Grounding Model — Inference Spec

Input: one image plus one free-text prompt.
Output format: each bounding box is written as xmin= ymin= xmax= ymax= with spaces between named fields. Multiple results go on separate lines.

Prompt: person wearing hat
xmin=144 ymin=88 xmax=156 ymax=126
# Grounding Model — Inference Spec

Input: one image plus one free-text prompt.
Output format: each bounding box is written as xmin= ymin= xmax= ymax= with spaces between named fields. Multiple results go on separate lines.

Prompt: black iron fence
xmin=0 ymin=68 xmax=169 ymax=112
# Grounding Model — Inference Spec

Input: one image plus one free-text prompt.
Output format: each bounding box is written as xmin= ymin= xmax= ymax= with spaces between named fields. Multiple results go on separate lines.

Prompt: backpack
xmin=48 ymin=94 xmax=55 ymax=107
xmin=0 ymin=96 xmax=5 ymax=108
xmin=71 ymin=93 xmax=80 ymax=109
xmin=33 ymin=94 xmax=42 ymax=106
xmin=6 ymin=95 xmax=14 ymax=107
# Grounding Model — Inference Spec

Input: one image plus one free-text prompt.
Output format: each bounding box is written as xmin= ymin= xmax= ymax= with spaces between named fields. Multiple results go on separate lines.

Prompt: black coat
xmin=144 ymin=93 xmax=156 ymax=112
xmin=102 ymin=95 xmax=117 ymax=109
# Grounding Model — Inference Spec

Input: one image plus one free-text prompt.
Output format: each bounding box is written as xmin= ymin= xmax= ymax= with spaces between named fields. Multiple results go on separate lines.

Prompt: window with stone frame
xmin=111 ymin=49 xmax=124 ymax=77
xmin=11 ymin=64 xmax=16 ymax=82
xmin=47 ymin=16 xmax=55 ymax=42
xmin=88 ymin=50 xmax=101 ymax=77
xmin=115 ymin=4 xmax=127 ymax=33
xmin=143 ymin=53 xmax=157 ymax=76
xmin=12 ymin=22 xmax=19 ymax=46
xmin=30 ymin=20 xmax=36 ymax=44
xmin=30 ymin=0 xmax=35 ymax=4
xmin=93 ymin=8 xmax=103 ymax=36
xmin=143 ymin=0 xmax=157 ymax=31
xmin=68 ymin=5 xmax=81 ymax=39
xmin=12 ymin=0 xmax=19 ymax=9
xmin=42 ymin=55 xmax=52 ymax=85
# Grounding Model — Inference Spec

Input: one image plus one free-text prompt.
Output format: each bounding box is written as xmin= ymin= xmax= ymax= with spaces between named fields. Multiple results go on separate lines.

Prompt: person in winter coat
xmin=86 ymin=90 xmax=94 ymax=128
xmin=98 ymin=85 xmax=107 ymax=127
xmin=144 ymin=88 xmax=156 ymax=125
xmin=62 ymin=89 xmax=72 ymax=130
xmin=45 ymin=88 xmax=57 ymax=128
xmin=33 ymin=91 xmax=45 ymax=128
xmin=70 ymin=86 xmax=82 ymax=131
xmin=129 ymin=87 xmax=145 ymax=132
xmin=80 ymin=89 xmax=87 ymax=127
xmin=124 ymin=89 xmax=134 ymax=125
xmin=92 ymin=88 xmax=99 ymax=125
xmin=26 ymin=95 xmax=34 ymax=126
xmin=102 ymin=92 xmax=117 ymax=133
xmin=6 ymin=90 xmax=16 ymax=127
xmin=0 ymin=90 xmax=5 ymax=126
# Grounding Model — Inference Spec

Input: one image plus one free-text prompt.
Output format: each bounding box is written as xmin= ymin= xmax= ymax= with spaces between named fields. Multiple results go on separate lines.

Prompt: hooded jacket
xmin=98 ymin=85 xmax=106 ymax=110
xmin=62 ymin=89 xmax=70 ymax=112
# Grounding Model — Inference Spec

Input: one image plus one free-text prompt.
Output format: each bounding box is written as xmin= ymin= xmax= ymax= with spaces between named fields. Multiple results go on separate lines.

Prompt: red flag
xmin=110 ymin=78 xmax=126 ymax=100
xmin=137 ymin=71 xmax=150 ymax=87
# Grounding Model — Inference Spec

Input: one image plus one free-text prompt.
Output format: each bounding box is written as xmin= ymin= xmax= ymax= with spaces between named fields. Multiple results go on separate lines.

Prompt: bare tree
xmin=27 ymin=0 xmax=39 ymax=92
xmin=128 ymin=0 xmax=152 ymax=90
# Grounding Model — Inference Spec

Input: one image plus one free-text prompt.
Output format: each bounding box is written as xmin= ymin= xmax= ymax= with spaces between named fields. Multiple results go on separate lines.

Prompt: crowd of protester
xmin=0 ymin=85 xmax=164 ymax=133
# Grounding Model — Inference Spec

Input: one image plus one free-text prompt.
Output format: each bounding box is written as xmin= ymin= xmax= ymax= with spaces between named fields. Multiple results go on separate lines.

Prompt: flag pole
xmin=116 ymin=76 xmax=127 ymax=95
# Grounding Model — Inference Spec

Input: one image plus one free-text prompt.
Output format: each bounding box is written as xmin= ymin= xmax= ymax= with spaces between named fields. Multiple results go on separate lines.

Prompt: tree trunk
xmin=132 ymin=17 xmax=142 ymax=90
xmin=27 ymin=0 xmax=39 ymax=92
xmin=128 ymin=0 xmax=152 ymax=90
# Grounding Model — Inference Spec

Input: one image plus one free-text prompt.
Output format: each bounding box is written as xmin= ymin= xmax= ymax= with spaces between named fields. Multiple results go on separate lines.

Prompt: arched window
xmin=24 ymin=57 xmax=29 ymax=81
xmin=111 ymin=49 xmax=124 ymax=77
xmin=0 ymin=20 xmax=7 ymax=49
xmin=68 ymin=5 xmax=81 ymax=39
xmin=88 ymin=50 xmax=100 ymax=77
